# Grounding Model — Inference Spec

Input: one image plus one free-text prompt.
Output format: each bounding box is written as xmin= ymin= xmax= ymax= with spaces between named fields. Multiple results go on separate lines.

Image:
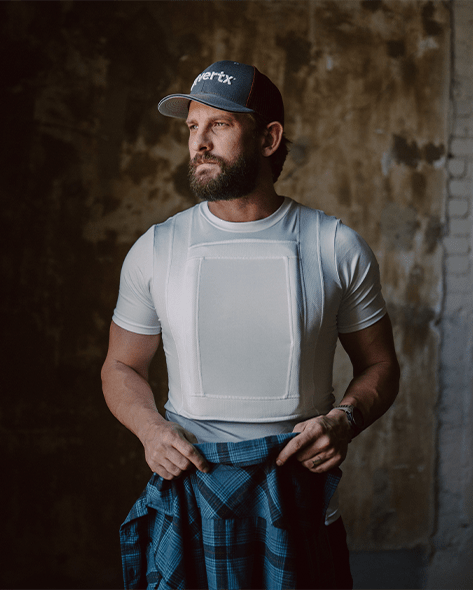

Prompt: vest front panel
xmin=159 ymin=204 xmax=331 ymax=422
xmin=185 ymin=240 xmax=302 ymax=407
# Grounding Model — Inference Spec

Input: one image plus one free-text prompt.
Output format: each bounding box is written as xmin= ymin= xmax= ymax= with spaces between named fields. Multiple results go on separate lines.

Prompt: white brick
xmin=448 ymin=158 xmax=466 ymax=177
xmin=442 ymin=319 xmax=470 ymax=360
xmin=454 ymin=120 xmax=473 ymax=138
xmin=451 ymin=138 xmax=473 ymax=156
xmin=450 ymin=219 xmax=471 ymax=235
xmin=454 ymin=57 xmax=473 ymax=80
xmin=440 ymin=366 xmax=467 ymax=394
xmin=446 ymin=255 xmax=470 ymax=274
xmin=448 ymin=199 xmax=469 ymax=217
xmin=444 ymin=293 xmax=467 ymax=314
xmin=453 ymin=76 xmax=473 ymax=99
xmin=449 ymin=179 xmax=472 ymax=197
xmin=448 ymin=275 xmax=471 ymax=293
xmin=444 ymin=237 xmax=470 ymax=254
xmin=455 ymin=101 xmax=472 ymax=117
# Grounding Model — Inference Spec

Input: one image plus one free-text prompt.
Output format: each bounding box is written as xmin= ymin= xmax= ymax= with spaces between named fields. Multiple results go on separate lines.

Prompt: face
xmin=186 ymin=102 xmax=262 ymax=201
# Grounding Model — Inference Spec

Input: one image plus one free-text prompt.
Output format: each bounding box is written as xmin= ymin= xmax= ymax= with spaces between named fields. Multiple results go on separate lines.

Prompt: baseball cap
xmin=158 ymin=60 xmax=284 ymax=125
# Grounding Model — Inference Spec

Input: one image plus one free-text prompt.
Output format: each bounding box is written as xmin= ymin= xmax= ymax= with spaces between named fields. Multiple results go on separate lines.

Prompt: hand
xmin=275 ymin=410 xmax=353 ymax=473
xmin=141 ymin=421 xmax=210 ymax=480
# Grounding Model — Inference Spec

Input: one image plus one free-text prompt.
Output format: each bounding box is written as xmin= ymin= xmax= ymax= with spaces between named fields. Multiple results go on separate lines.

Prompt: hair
xmin=249 ymin=113 xmax=291 ymax=183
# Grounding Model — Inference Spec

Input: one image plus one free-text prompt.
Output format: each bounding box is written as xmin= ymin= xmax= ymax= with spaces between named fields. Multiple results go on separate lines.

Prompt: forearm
xmin=335 ymin=359 xmax=400 ymax=431
xmin=101 ymin=359 xmax=166 ymax=444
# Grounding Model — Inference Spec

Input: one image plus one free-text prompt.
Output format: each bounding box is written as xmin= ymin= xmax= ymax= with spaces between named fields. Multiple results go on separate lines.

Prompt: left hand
xmin=275 ymin=410 xmax=353 ymax=473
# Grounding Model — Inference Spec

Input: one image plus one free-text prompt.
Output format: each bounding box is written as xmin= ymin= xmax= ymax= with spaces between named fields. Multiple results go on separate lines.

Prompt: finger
xmin=153 ymin=464 xmax=177 ymax=480
xmin=173 ymin=438 xmax=210 ymax=473
xmin=166 ymin=422 xmax=198 ymax=445
xmin=182 ymin=430 xmax=198 ymax=444
xmin=164 ymin=447 xmax=193 ymax=471
xmin=162 ymin=457 xmax=185 ymax=478
xmin=302 ymin=455 xmax=326 ymax=471
xmin=175 ymin=427 xmax=198 ymax=445
xmin=292 ymin=420 xmax=308 ymax=434
xmin=310 ymin=454 xmax=343 ymax=474
xmin=153 ymin=449 xmax=193 ymax=479
xmin=295 ymin=434 xmax=329 ymax=462
xmin=276 ymin=431 xmax=312 ymax=466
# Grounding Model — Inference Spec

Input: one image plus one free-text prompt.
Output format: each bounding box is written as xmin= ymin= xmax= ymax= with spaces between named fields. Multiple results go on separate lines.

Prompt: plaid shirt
xmin=120 ymin=433 xmax=341 ymax=590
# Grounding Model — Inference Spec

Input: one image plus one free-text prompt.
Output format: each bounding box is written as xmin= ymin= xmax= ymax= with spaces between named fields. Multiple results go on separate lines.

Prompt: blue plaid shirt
xmin=120 ymin=433 xmax=341 ymax=589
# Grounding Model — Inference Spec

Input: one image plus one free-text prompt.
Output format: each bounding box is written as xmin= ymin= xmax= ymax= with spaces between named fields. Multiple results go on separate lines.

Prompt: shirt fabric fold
xmin=120 ymin=433 xmax=341 ymax=590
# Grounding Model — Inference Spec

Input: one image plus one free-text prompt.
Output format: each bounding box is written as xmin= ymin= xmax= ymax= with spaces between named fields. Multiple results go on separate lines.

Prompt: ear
xmin=261 ymin=121 xmax=284 ymax=157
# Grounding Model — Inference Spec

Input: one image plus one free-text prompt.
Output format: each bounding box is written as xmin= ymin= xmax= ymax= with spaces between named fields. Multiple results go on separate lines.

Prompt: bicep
xmin=104 ymin=321 xmax=161 ymax=379
xmin=338 ymin=314 xmax=399 ymax=376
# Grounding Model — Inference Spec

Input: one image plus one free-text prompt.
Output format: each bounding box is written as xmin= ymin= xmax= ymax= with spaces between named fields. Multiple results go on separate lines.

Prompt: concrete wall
xmin=1 ymin=1 xmax=469 ymax=588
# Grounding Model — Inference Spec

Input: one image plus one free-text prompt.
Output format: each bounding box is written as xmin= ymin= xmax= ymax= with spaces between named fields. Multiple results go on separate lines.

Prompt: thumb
xmin=176 ymin=426 xmax=198 ymax=445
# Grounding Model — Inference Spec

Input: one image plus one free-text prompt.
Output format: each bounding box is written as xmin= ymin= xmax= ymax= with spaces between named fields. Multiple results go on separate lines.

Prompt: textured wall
xmin=428 ymin=1 xmax=473 ymax=587
xmin=1 ymin=1 xmax=451 ymax=587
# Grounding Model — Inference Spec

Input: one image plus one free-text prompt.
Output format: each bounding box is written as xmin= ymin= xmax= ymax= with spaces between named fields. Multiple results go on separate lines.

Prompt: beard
xmin=188 ymin=145 xmax=261 ymax=202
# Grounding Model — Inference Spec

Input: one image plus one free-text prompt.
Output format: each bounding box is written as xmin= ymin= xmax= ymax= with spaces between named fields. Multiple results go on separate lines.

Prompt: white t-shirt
xmin=113 ymin=197 xmax=386 ymax=524
xmin=113 ymin=197 xmax=386 ymax=421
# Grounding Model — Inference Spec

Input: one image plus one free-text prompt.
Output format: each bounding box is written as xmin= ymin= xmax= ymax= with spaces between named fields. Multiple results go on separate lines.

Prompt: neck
xmin=207 ymin=188 xmax=284 ymax=223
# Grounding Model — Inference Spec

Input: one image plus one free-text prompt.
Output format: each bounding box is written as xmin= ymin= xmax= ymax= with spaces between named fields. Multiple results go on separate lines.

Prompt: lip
xmin=195 ymin=160 xmax=219 ymax=167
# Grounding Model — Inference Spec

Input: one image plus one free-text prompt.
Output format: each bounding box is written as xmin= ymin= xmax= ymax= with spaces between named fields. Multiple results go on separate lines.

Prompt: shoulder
xmin=291 ymin=200 xmax=373 ymax=252
xmin=334 ymin=222 xmax=376 ymax=264
xmin=161 ymin=203 xmax=199 ymax=227
xmin=293 ymin=200 xmax=337 ymax=221
xmin=129 ymin=205 xmax=199 ymax=253
xmin=292 ymin=201 xmax=341 ymax=232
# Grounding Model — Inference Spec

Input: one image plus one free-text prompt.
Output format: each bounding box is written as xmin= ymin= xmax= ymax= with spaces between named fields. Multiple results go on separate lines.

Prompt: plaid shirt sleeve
xmin=120 ymin=433 xmax=341 ymax=590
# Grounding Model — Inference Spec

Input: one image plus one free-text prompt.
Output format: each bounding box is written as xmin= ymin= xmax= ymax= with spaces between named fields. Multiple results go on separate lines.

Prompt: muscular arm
xmin=101 ymin=322 xmax=209 ymax=479
xmin=336 ymin=313 xmax=400 ymax=428
xmin=276 ymin=314 xmax=400 ymax=471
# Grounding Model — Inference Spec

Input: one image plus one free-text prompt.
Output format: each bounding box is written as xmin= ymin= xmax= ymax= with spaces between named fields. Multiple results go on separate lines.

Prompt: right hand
xmin=141 ymin=421 xmax=210 ymax=480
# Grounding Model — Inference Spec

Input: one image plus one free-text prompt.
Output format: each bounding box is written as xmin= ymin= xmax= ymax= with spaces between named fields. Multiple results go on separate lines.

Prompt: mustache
xmin=190 ymin=153 xmax=226 ymax=167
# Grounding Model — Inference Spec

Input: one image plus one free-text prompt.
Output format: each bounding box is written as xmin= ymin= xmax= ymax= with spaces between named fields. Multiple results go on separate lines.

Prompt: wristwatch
xmin=333 ymin=404 xmax=364 ymax=436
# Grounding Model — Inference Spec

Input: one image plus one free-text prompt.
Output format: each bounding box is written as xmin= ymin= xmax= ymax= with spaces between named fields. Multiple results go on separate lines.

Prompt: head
xmin=158 ymin=60 xmax=290 ymax=199
xmin=184 ymin=102 xmax=262 ymax=201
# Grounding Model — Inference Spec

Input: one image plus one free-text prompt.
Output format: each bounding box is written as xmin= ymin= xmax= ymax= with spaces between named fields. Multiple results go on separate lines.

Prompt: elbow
xmin=101 ymin=359 xmax=112 ymax=393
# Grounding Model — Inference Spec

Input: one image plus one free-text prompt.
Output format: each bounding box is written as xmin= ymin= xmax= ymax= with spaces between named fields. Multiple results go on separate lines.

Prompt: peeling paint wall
xmin=0 ymin=1 xmax=453 ymax=586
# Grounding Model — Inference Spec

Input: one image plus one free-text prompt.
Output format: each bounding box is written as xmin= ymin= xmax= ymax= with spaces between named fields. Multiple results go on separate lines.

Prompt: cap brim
xmin=158 ymin=93 xmax=255 ymax=119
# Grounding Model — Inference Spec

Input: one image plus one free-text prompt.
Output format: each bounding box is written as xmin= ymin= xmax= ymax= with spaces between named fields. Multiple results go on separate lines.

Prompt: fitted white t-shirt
xmin=112 ymin=197 xmax=386 ymax=523
xmin=113 ymin=197 xmax=386 ymax=421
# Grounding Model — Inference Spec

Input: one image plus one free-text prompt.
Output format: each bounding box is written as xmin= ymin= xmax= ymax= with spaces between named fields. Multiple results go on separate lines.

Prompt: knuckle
xmin=293 ymin=438 xmax=304 ymax=451
xmin=180 ymin=458 xmax=192 ymax=471
xmin=319 ymin=434 xmax=331 ymax=447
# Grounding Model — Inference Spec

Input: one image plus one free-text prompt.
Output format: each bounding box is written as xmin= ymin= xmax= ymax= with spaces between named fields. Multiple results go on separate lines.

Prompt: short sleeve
xmin=112 ymin=226 xmax=161 ymax=335
xmin=335 ymin=223 xmax=386 ymax=334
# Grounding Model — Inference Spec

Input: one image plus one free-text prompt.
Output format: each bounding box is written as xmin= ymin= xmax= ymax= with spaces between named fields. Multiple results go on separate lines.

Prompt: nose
xmin=191 ymin=126 xmax=213 ymax=153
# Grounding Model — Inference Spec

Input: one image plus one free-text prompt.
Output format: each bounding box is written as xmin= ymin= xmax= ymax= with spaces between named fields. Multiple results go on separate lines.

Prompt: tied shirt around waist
xmin=120 ymin=434 xmax=341 ymax=590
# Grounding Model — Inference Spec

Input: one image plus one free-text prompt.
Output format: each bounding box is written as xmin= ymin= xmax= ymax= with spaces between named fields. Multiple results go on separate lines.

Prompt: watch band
xmin=333 ymin=404 xmax=364 ymax=435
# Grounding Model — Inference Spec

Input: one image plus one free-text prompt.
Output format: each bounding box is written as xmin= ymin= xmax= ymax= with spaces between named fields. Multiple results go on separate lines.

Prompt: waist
xmin=166 ymin=409 xmax=307 ymax=443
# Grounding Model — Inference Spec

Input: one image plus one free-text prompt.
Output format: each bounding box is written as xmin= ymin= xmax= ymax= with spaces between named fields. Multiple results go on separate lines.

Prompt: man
xmin=102 ymin=60 xmax=400 ymax=589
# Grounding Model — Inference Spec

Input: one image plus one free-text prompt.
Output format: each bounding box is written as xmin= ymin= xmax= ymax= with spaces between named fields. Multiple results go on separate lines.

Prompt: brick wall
xmin=428 ymin=1 xmax=473 ymax=587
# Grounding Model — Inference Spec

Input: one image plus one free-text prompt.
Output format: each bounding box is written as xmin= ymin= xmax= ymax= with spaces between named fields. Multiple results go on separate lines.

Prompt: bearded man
xmin=101 ymin=60 xmax=400 ymax=590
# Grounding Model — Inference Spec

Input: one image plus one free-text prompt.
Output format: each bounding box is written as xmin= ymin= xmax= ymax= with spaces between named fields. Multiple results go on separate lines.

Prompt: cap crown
xmin=158 ymin=60 xmax=284 ymax=125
